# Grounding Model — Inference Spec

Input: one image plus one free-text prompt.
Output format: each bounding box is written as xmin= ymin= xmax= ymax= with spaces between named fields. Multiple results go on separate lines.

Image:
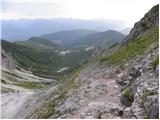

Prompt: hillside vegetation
xmin=15 ymin=37 xmax=61 ymax=50
xmin=67 ymin=30 xmax=125 ymax=48
xmin=101 ymin=27 xmax=159 ymax=65
xmin=1 ymin=40 xmax=93 ymax=78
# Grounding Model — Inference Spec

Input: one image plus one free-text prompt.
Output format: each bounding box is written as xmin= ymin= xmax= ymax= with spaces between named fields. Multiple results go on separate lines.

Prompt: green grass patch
xmin=123 ymin=88 xmax=134 ymax=103
xmin=1 ymin=87 xmax=15 ymax=93
xmin=35 ymin=100 xmax=57 ymax=119
xmin=100 ymin=27 xmax=159 ymax=65
xmin=14 ymin=81 xmax=44 ymax=89
xmin=2 ymin=70 xmax=49 ymax=89
xmin=1 ymin=79 xmax=7 ymax=84
xmin=2 ymin=70 xmax=27 ymax=80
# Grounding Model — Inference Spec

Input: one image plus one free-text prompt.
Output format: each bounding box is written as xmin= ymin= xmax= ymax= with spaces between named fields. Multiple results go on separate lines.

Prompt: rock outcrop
xmin=116 ymin=46 xmax=159 ymax=118
xmin=1 ymin=48 xmax=14 ymax=69
xmin=116 ymin=4 xmax=159 ymax=119
xmin=144 ymin=95 xmax=159 ymax=119
xmin=123 ymin=4 xmax=159 ymax=44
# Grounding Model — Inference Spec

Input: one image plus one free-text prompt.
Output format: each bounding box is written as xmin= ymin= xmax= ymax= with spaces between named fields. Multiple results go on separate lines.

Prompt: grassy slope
xmin=70 ymin=30 xmax=125 ymax=48
xmin=15 ymin=37 xmax=60 ymax=50
xmin=1 ymin=70 xmax=49 ymax=90
xmin=100 ymin=27 xmax=159 ymax=65
xmin=1 ymin=40 xmax=93 ymax=78
xmin=1 ymin=40 xmax=63 ymax=78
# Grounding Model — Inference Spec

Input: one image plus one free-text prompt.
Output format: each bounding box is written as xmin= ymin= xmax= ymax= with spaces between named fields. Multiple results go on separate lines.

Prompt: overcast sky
xmin=1 ymin=0 xmax=159 ymax=27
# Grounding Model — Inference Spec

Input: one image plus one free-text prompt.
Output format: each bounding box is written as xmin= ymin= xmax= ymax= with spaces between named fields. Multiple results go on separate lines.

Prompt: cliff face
xmin=116 ymin=4 xmax=159 ymax=119
xmin=124 ymin=4 xmax=159 ymax=44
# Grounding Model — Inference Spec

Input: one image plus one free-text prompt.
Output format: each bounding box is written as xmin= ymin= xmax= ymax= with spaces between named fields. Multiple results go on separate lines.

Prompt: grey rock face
xmin=1 ymin=49 xmax=14 ymax=69
xmin=144 ymin=95 xmax=159 ymax=119
xmin=123 ymin=4 xmax=159 ymax=44
xmin=116 ymin=73 xmax=125 ymax=85
xmin=155 ymin=65 xmax=159 ymax=78
xmin=118 ymin=47 xmax=159 ymax=118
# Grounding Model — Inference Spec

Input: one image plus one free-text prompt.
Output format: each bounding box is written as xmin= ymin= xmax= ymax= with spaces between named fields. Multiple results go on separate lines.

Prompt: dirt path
xmin=71 ymin=79 xmax=122 ymax=118
xmin=57 ymin=64 xmax=124 ymax=119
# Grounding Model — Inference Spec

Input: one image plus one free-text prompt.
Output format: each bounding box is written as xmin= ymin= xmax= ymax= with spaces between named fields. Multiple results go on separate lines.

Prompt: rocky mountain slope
xmin=123 ymin=4 xmax=159 ymax=44
xmin=1 ymin=4 xmax=159 ymax=119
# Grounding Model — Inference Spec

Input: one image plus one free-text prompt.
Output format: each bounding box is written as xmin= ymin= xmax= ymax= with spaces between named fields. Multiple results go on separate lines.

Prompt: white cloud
xmin=1 ymin=0 xmax=159 ymax=27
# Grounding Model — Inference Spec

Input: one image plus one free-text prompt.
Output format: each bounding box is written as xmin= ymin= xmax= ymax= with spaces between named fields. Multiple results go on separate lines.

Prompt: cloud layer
xmin=2 ymin=0 xmax=159 ymax=26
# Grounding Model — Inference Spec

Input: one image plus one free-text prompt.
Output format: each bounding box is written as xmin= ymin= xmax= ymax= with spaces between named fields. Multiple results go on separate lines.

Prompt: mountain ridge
xmin=40 ymin=29 xmax=97 ymax=46
xmin=2 ymin=18 xmax=124 ymax=41
xmin=71 ymin=30 xmax=125 ymax=48
xmin=15 ymin=37 xmax=61 ymax=50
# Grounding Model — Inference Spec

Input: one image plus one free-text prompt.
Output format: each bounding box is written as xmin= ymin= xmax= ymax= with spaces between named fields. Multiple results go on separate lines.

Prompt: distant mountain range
xmin=15 ymin=29 xmax=125 ymax=49
xmin=40 ymin=29 xmax=97 ymax=46
xmin=1 ymin=18 xmax=126 ymax=41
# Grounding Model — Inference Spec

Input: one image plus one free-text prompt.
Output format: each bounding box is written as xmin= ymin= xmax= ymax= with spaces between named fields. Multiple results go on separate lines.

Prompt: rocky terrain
xmin=117 ymin=45 xmax=159 ymax=119
xmin=123 ymin=4 xmax=159 ymax=44
xmin=1 ymin=4 xmax=159 ymax=119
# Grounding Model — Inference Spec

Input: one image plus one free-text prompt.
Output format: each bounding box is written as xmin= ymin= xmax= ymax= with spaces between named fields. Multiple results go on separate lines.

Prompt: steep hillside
xmin=70 ymin=30 xmax=125 ymax=48
xmin=123 ymin=4 xmax=159 ymax=44
xmin=1 ymin=4 xmax=159 ymax=119
xmin=1 ymin=40 xmax=94 ymax=78
xmin=15 ymin=37 xmax=61 ymax=50
xmin=1 ymin=40 xmax=64 ymax=78
xmin=40 ymin=29 xmax=97 ymax=46
xmin=100 ymin=4 xmax=159 ymax=119
xmin=101 ymin=27 xmax=158 ymax=65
